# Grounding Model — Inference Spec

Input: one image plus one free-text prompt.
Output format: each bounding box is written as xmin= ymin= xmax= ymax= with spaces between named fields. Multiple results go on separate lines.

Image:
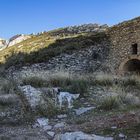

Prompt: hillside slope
xmin=0 ymin=24 xmax=108 ymax=68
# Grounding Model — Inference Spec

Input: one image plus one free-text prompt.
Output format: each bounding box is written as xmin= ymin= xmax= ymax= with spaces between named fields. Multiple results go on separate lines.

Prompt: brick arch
xmin=119 ymin=55 xmax=140 ymax=73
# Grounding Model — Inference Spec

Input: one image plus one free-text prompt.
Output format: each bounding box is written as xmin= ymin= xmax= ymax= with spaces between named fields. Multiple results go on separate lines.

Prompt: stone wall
xmin=107 ymin=17 xmax=140 ymax=73
xmin=44 ymin=17 xmax=140 ymax=74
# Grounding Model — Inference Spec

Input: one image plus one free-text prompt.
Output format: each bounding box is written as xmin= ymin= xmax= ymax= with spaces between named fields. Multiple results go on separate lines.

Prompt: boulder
xmin=19 ymin=85 xmax=43 ymax=109
xmin=54 ymin=131 xmax=113 ymax=140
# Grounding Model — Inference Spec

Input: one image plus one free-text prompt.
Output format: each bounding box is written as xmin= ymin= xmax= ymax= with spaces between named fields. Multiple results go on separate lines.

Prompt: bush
xmin=0 ymin=78 xmax=18 ymax=95
xmin=64 ymin=79 xmax=89 ymax=96
xmin=0 ymin=94 xmax=18 ymax=106
xmin=99 ymin=96 xmax=121 ymax=110
xmin=92 ymin=74 xmax=114 ymax=86
xmin=22 ymin=76 xmax=47 ymax=88
xmin=120 ymin=77 xmax=139 ymax=87
xmin=37 ymin=100 xmax=60 ymax=118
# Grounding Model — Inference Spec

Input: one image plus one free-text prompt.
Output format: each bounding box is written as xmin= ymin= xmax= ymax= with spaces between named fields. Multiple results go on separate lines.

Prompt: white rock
xmin=8 ymin=34 xmax=31 ymax=47
xmin=57 ymin=114 xmax=67 ymax=119
xmin=43 ymin=125 xmax=52 ymax=130
xmin=47 ymin=131 xmax=55 ymax=137
xmin=54 ymin=122 xmax=65 ymax=128
xmin=0 ymin=38 xmax=7 ymax=50
xmin=74 ymin=107 xmax=95 ymax=115
xmin=119 ymin=133 xmax=125 ymax=138
xmin=36 ymin=118 xmax=49 ymax=127
xmin=111 ymin=126 xmax=117 ymax=129
xmin=34 ymin=118 xmax=52 ymax=130
xmin=54 ymin=131 xmax=113 ymax=140
xmin=19 ymin=85 xmax=43 ymax=109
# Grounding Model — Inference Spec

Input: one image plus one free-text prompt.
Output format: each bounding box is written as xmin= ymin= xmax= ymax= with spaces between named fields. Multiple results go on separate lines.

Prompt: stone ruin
xmin=43 ymin=16 xmax=140 ymax=74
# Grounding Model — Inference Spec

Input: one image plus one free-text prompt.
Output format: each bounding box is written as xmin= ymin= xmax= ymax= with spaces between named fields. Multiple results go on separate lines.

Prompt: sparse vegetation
xmin=22 ymin=76 xmax=47 ymax=88
xmin=0 ymin=78 xmax=18 ymax=95
xmin=0 ymin=71 xmax=139 ymax=139
xmin=36 ymin=98 xmax=61 ymax=118
xmin=0 ymin=32 xmax=108 ymax=68
xmin=99 ymin=96 xmax=121 ymax=110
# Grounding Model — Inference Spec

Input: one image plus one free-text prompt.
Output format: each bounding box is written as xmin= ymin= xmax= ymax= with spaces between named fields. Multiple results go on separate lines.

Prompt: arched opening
xmin=123 ymin=59 xmax=140 ymax=73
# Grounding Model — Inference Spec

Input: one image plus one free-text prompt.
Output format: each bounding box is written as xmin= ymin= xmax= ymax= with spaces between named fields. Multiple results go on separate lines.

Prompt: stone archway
xmin=119 ymin=56 xmax=140 ymax=74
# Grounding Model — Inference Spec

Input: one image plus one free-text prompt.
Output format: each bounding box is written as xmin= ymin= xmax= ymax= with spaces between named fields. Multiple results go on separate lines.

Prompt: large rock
xmin=8 ymin=34 xmax=31 ymax=47
xmin=19 ymin=85 xmax=44 ymax=109
xmin=54 ymin=131 xmax=113 ymax=140
xmin=74 ymin=107 xmax=95 ymax=115
xmin=0 ymin=38 xmax=7 ymax=50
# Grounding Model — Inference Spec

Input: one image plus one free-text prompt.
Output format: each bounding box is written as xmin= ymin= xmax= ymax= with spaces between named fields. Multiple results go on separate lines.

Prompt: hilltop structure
xmin=107 ymin=17 xmax=140 ymax=74
xmin=44 ymin=17 xmax=140 ymax=74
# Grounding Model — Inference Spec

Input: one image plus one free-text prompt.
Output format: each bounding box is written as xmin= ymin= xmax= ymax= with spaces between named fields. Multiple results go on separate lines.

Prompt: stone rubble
xmin=54 ymin=131 xmax=113 ymax=140
xmin=74 ymin=107 xmax=95 ymax=115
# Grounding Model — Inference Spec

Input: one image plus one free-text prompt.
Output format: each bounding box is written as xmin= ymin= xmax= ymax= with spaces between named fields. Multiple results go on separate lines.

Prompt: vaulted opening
xmin=123 ymin=59 xmax=140 ymax=73
xmin=132 ymin=43 xmax=138 ymax=54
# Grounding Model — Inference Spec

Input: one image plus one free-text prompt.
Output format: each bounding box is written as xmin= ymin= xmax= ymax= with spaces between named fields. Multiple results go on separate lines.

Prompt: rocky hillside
xmin=0 ymin=38 xmax=7 ymax=50
xmin=0 ymin=34 xmax=32 ymax=50
xmin=0 ymin=20 xmax=140 ymax=140
xmin=0 ymin=23 xmax=108 ymax=69
xmin=8 ymin=34 xmax=31 ymax=47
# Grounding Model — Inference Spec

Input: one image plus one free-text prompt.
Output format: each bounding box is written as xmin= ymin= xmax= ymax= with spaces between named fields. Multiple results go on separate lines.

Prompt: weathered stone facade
xmin=107 ymin=17 xmax=140 ymax=73
xmin=44 ymin=17 xmax=140 ymax=74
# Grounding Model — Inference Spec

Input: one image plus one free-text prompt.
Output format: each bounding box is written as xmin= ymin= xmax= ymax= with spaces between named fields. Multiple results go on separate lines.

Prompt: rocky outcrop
xmin=0 ymin=38 xmax=7 ymax=50
xmin=48 ymin=24 xmax=108 ymax=37
xmin=8 ymin=34 xmax=31 ymax=47
xmin=54 ymin=131 xmax=113 ymax=140
xmin=19 ymin=85 xmax=44 ymax=110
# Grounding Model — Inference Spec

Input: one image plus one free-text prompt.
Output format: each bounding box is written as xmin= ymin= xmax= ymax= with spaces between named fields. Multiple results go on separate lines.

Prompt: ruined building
xmin=44 ymin=17 xmax=140 ymax=74
xmin=2 ymin=17 xmax=140 ymax=75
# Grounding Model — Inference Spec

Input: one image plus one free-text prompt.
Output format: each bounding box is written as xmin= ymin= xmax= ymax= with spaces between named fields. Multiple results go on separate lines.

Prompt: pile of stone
xmin=49 ymin=24 xmax=108 ymax=37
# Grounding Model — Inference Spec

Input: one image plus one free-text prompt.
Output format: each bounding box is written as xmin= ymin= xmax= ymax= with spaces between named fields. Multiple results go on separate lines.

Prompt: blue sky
xmin=0 ymin=0 xmax=140 ymax=39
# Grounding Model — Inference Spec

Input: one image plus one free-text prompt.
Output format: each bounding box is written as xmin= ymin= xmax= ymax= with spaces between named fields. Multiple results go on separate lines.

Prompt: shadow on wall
xmin=1 ymin=32 xmax=110 ymax=71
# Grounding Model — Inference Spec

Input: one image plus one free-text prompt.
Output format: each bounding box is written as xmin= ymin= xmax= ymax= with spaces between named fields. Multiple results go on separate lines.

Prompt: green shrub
xmin=64 ymin=79 xmax=89 ymax=96
xmin=22 ymin=76 xmax=47 ymax=88
xmin=48 ymin=76 xmax=89 ymax=96
xmin=120 ymin=78 xmax=139 ymax=87
xmin=0 ymin=94 xmax=18 ymax=106
xmin=36 ymin=97 xmax=65 ymax=118
xmin=0 ymin=78 xmax=18 ymax=94
xmin=48 ymin=77 xmax=72 ymax=87
xmin=99 ymin=96 xmax=121 ymax=110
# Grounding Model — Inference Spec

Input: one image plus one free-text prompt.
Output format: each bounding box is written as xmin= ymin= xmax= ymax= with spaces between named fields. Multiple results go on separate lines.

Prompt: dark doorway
xmin=132 ymin=43 xmax=138 ymax=54
xmin=123 ymin=59 xmax=140 ymax=73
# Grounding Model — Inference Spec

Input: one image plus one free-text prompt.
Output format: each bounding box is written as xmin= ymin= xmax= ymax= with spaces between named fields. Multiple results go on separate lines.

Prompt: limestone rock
xmin=19 ymin=85 xmax=43 ymax=109
xmin=54 ymin=131 xmax=113 ymax=140
xmin=54 ymin=122 xmax=65 ymax=128
xmin=0 ymin=38 xmax=7 ymax=50
xmin=74 ymin=107 xmax=95 ymax=115
xmin=8 ymin=34 xmax=31 ymax=47
xmin=34 ymin=118 xmax=52 ymax=130
xmin=47 ymin=131 xmax=55 ymax=137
